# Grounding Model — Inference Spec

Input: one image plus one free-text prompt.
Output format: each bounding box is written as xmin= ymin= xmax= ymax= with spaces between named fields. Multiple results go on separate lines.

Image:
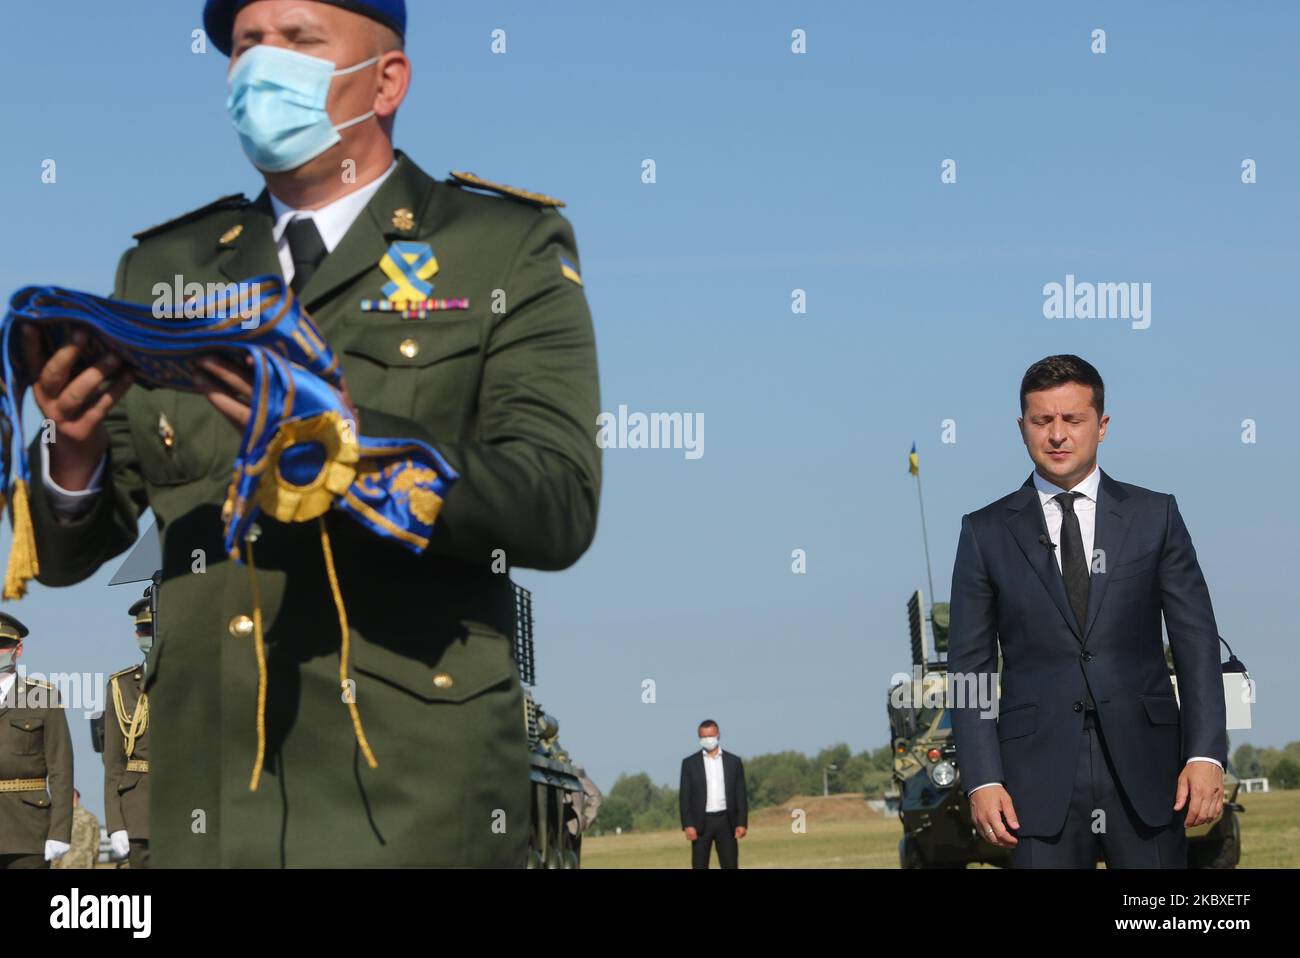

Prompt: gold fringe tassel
xmin=240 ymin=520 xmax=377 ymax=791
xmin=244 ymin=536 xmax=269 ymax=792
xmin=3 ymin=480 xmax=40 ymax=600
xmin=319 ymin=517 xmax=377 ymax=769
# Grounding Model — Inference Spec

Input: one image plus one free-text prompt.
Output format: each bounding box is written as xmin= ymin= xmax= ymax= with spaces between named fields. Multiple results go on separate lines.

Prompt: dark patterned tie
xmin=285 ymin=216 xmax=327 ymax=295
xmin=1054 ymin=492 xmax=1090 ymax=633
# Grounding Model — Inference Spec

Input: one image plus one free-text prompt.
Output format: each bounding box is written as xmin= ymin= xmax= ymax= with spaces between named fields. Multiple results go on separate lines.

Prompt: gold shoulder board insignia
xmin=448 ymin=171 xmax=565 ymax=208
xmin=110 ymin=665 xmax=137 ymax=680
xmin=134 ymin=194 xmax=249 ymax=242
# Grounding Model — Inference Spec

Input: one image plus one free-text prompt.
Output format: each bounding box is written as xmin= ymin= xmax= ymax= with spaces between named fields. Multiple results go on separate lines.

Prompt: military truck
xmin=888 ymin=589 xmax=1243 ymax=869
xmin=512 ymin=583 xmax=592 ymax=869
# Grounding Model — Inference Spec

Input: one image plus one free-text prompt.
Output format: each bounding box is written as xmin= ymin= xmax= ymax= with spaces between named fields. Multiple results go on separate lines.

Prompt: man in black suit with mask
xmin=948 ymin=355 xmax=1227 ymax=868
xmin=679 ymin=720 xmax=748 ymax=868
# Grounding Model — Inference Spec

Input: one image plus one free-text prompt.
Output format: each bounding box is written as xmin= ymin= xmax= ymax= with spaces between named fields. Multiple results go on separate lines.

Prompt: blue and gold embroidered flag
xmin=0 ymin=276 xmax=459 ymax=598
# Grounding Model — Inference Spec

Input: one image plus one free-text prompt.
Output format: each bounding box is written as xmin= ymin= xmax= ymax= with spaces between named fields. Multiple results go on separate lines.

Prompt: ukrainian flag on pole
xmin=908 ymin=441 xmax=919 ymax=476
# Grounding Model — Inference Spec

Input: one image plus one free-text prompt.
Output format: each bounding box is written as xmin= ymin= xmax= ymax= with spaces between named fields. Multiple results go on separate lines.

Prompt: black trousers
xmin=691 ymin=811 xmax=738 ymax=869
xmin=0 ymin=853 xmax=48 ymax=869
xmin=1012 ymin=711 xmax=1188 ymax=869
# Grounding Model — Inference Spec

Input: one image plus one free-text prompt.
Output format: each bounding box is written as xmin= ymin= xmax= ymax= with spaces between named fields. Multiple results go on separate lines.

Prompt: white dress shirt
xmin=967 ymin=464 xmax=1220 ymax=796
xmin=269 ymin=160 xmax=396 ymax=285
xmin=1034 ymin=464 xmax=1101 ymax=576
xmin=0 ymin=670 xmax=15 ymax=705
xmin=41 ymin=161 xmax=398 ymax=514
xmin=702 ymin=749 xmax=727 ymax=812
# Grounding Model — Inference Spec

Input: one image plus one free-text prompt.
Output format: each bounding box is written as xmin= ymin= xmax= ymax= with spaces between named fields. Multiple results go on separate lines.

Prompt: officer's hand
xmin=195 ymin=355 xmax=359 ymax=433
xmin=1175 ymin=762 xmax=1224 ymax=828
xmin=970 ymin=785 xmax=1020 ymax=847
xmin=109 ymin=829 xmax=131 ymax=859
xmin=734 ymin=826 xmax=747 ymax=840
xmin=683 ymin=827 xmax=698 ymax=842
xmin=21 ymin=325 xmax=134 ymax=491
xmin=44 ymin=839 xmax=70 ymax=862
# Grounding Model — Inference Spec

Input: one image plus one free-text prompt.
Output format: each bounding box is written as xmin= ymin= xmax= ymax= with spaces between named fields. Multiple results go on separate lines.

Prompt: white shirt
xmin=0 ymin=670 xmax=15 ymax=706
xmin=269 ymin=160 xmax=397 ymax=285
xmin=967 ymin=464 xmax=1221 ymax=796
xmin=1033 ymin=464 xmax=1101 ymax=576
xmin=702 ymin=749 xmax=727 ymax=812
xmin=41 ymin=161 xmax=398 ymax=513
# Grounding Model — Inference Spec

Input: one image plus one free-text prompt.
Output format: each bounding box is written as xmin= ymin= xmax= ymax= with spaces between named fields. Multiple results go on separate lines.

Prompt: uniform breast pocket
xmin=9 ymin=717 xmax=44 ymax=756
xmin=340 ymin=318 xmax=483 ymax=438
xmin=125 ymin=388 xmax=224 ymax=488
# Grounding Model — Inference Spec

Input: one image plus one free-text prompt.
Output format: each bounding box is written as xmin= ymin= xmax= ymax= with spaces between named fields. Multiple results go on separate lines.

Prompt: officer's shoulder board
xmin=133 ymin=193 xmax=250 ymax=242
xmin=447 ymin=171 xmax=565 ymax=208
xmin=109 ymin=665 xmax=138 ymax=681
xmin=24 ymin=677 xmax=53 ymax=689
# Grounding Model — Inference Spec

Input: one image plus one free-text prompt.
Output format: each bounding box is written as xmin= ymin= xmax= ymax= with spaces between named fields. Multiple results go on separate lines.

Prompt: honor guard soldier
xmin=103 ymin=592 xmax=153 ymax=869
xmin=23 ymin=0 xmax=600 ymax=867
xmin=0 ymin=614 xmax=73 ymax=869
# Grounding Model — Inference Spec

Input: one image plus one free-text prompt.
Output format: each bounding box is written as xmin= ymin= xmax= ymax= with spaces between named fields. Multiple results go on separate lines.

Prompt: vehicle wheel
xmin=525 ymin=826 xmax=544 ymax=869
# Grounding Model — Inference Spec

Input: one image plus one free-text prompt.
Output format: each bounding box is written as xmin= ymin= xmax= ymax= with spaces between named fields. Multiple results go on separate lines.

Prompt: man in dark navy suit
xmin=679 ymin=720 xmax=748 ymax=868
xmin=948 ymin=355 xmax=1227 ymax=868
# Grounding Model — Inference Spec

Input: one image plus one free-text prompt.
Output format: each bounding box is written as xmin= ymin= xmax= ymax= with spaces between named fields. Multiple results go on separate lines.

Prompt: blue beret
xmin=204 ymin=0 xmax=406 ymax=57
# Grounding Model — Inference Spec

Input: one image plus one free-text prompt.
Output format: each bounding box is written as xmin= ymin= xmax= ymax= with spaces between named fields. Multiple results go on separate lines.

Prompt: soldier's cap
xmin=128 ymin=596 xmax=153 ymax=627
xmin=204 ymin=0 xmax=407 ymax=58
xmin=0 ymin=612 xmax=29 ymax=642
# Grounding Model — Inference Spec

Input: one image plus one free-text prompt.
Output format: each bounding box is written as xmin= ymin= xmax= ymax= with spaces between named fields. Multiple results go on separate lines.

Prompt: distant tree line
xmin=592 ymin=743 xmax=894 ymax=835
xmin=591 ymin=738 xmax=1300 ymax=835
xmin=1232 ymin=741 xmax=1300 ymax=789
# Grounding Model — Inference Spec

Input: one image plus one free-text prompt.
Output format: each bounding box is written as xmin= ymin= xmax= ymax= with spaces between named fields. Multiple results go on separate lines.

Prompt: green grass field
xmin=582 ymin=789 xmax=1299 ymax=869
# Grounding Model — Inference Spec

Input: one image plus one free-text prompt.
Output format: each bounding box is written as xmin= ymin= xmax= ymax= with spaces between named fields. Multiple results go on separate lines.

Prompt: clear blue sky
xmin=1 ymin=1 xmax=1296 ymax=819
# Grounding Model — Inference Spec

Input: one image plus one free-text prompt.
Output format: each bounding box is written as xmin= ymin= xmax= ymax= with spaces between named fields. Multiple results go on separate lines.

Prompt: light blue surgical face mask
xmin=226 ymin=44 xmax=379 ymax=173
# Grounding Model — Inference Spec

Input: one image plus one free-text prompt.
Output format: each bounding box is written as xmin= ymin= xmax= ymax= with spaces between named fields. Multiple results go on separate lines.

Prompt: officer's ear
xmin=373 ymin=49 xmax=411 ymax=123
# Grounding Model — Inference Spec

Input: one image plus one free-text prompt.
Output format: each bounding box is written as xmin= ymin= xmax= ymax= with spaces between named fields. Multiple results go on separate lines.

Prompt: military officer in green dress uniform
xmin=0 ymin=614 xmax=73 ymax=869
xmin=20 ymin=0 xmax=600 ymax=867
xmin=103 ymin=594 xmax=153 ymax=869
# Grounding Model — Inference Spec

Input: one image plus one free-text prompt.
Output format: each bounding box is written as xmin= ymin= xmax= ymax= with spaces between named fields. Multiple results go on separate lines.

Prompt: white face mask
xmin=700 ymin=736 xmax=719 ymax=751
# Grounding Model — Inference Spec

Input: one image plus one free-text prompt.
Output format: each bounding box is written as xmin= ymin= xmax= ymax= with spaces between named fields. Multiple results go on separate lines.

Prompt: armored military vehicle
xmin=888 ymin=589 xmax=1243 ymax=869
xmin=513 ymin=583 xmax=593 ymax=869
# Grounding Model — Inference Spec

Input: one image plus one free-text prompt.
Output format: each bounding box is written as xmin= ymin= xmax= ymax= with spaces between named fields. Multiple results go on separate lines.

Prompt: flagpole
xmin=914 ymin=460 xmax=937 ymax=616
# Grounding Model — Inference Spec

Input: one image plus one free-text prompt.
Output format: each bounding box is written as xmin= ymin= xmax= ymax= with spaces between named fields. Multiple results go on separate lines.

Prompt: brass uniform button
xmin=432 ymin=672 xmax=454 ymax=690
xmin=228 ymin=615 xmax=254 ymax=638
xmin=219 ymin=224 xmax=244 ymax=245
xmin=399 ymin=338 xmax=419 ymax=359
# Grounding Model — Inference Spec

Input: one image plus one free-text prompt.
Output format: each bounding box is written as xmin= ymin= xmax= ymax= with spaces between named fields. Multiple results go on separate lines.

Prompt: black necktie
xmin=1054 ymin=492 xmax=1090 ymax=633
xmin=285 ymin=216 xmax=327 ymax=295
